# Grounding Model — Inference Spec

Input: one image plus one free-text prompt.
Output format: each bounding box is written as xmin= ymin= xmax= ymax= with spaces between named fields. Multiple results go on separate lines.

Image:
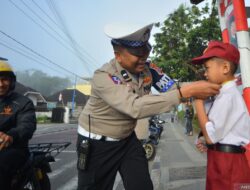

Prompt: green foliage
xmin=16 ymin=70 xmax=72 ymax=96
xmin=192 ymin=114 xmax=200 ymax=133
xmin=151 ymin=3 xmax=221 ymax=81
xmin=177 ymin=110 xmax=185 ymax=121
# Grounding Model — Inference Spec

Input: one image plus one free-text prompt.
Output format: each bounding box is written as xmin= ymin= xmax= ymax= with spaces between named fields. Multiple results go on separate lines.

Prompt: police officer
xmin=0 ymin=58 xmax=36 ymax=189
xmin=76 ymin=23 xmax=220 ymax=190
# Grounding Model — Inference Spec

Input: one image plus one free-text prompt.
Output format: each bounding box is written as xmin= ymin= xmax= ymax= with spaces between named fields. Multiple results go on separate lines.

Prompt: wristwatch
xmin=176 ymin=83 xmax=189 ymax=102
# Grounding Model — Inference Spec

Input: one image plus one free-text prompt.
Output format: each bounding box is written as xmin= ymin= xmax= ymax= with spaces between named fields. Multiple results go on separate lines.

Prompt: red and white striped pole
xmin=217 ymin=0 xmax=229 ymax=42
xmin=233 ymin=0 xmax=250 ymax=114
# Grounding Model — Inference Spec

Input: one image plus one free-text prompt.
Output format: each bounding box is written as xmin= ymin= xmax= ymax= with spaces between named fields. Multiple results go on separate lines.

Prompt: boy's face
xmin=203 ymin=59 xmax=229 ymax=84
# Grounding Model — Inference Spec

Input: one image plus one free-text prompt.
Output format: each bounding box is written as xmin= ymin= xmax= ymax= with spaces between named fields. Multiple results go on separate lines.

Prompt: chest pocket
xmin=125 ymin=79 xmax=151 ymax=96
xmin=119 ymin=69 xmax=152 ymax=96
xmin=141 ymin=70 xmax=152 ymax=95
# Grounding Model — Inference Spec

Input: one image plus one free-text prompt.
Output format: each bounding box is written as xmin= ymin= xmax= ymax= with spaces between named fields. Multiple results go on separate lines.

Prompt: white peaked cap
xmin=104 ymin=23 xmax=154 ymax=42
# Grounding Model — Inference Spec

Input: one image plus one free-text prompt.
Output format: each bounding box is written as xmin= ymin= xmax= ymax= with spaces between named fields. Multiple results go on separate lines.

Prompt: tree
xmin=16 ymin=70 xmax=72 ymax=96
xmin=151 ymin=3 xmax=221 ymax=81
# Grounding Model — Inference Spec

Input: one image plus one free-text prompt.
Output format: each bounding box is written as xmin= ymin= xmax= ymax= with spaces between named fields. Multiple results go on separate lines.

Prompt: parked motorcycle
xmin=11 ymin=142 xmax=71 ymax=190
xmin=148 ymin=115 xmax=165 ymax=145
xmin=141 ymin=139 xmax=156 ymax=161
xmin=141 ymin=115 xmax=166 ymax=160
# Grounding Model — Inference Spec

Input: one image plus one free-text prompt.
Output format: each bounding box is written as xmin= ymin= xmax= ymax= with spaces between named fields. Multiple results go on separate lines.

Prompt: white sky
xmin=0 ymin=0 xmax=249 ymax=82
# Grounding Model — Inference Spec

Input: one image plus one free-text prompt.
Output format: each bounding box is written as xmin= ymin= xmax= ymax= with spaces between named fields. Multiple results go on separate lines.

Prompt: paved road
xmin=30 ymin=124 xmax=78 ymax=190
xmin=30 ymin=114 xmax=207 ymax=190
xmin=113 ymin=113 xmax=207 ymax=190
xmin=156 ymin=113 xmax=207 ymax=190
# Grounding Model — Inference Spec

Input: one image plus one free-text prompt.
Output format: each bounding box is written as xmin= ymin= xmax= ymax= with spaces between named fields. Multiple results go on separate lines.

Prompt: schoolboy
xmin=192 ymin=41 xmax=250 ymax=190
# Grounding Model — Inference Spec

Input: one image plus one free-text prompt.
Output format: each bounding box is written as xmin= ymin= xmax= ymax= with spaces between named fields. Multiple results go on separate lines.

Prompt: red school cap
xmin=191 ymin=41 xmax=240 ymax=65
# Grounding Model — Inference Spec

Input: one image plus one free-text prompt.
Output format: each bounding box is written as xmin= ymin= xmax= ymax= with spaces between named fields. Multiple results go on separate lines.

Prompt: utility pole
xmin=71 ymin=75 xmax=77 ymax=116
xmin=217 ymin=0 xmax=250 ymax=114
xmin=232 ymin=0 xmax=250 ymax=114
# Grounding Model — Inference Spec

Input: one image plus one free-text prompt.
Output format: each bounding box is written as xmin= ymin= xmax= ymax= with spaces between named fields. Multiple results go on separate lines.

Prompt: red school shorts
xmin=206 ymin=149 xmax=250 ymax=190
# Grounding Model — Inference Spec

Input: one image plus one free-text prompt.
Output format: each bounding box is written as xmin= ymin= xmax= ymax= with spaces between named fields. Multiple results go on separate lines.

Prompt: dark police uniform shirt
xmin=78 ymin=59 xmax=179 ymax=139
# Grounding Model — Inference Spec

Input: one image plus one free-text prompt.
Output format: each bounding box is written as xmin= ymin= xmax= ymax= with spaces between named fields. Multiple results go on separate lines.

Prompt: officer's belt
xmin=207 ymin=143 xmax=246 ymax=154
xmin=78 ymin=125 xmax=120 ymax=141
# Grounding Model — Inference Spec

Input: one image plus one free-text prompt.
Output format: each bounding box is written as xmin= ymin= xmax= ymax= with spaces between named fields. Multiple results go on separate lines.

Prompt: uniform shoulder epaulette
xmin=121 ymin=70 xmax=132 ymax=82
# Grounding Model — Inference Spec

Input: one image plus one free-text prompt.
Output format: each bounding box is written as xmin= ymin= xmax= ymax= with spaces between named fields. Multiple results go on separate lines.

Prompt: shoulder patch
xmin=109 ymin=74 xmax=122 ymax=84
xmin=155 ymin=74 xmax=175 ymax=92
xmin=149 ymin=63 xmax=163 ymax=74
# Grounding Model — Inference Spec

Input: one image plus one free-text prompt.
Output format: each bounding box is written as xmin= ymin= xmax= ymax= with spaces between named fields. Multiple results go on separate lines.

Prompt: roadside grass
xmin=36 ymin=116 xmax=51 ymax=124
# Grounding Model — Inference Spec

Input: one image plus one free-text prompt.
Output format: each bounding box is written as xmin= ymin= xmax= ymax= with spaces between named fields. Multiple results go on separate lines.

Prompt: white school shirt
xmin=205 ymin=80 xmax=250 ymax=146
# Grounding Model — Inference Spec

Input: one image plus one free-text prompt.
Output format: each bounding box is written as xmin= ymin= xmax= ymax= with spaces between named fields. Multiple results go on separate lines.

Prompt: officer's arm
xmin=148 ymin=62 xmax=220 ymax=98
xmin=179 ymin=81 xmax=220 ymax=100
xmin=92 ymin=71 xmax=180 ymax=119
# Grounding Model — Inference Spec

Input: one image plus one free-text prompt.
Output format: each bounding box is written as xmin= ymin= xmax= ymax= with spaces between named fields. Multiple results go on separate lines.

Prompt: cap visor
xmin=191 ymin=54 xmax=214 ymax=64
xmin=126 ymin=43 xmax=152 ymax=57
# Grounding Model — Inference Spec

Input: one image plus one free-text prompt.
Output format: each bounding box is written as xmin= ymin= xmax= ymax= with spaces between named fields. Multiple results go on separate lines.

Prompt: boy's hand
xmin=195 ymin=138 xmax=207 ymax=153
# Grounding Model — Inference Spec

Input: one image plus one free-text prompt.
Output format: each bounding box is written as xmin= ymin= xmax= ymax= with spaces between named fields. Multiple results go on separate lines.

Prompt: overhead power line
xmin=8 ymin=0 xmax=82 ymax=58
xmin=46 ymin=0 xmax=100 ymax=68
xmin=20 ymin=0 xmax=70 ymax=46
xmin=38 ymin=0 xmax=101 ymax=70
xmin=0 ymin=30 xmax=86 ymax=80
xmin=0 ymin=40 xmax=65 ymax=76
xmin=9 ymin=0 xmax=97 ymax=75
xmin=31 ymin=0 xmax=63 ymax=31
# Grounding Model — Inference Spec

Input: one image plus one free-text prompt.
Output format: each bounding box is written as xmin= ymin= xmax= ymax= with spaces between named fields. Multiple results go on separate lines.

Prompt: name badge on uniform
xmin=121 ymin=70 xmax=132 ymax=82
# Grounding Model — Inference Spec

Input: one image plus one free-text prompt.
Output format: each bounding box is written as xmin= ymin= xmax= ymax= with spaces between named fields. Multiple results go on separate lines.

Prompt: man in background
xmin=0 ymin=58 xmax=36 ymax=189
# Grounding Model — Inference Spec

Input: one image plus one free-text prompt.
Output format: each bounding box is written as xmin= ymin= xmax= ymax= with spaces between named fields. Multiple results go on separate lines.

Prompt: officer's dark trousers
xmin=0 ymin=147 xmax=29 ymax=189
xmin=77 ymin=132 xmax=153 ymax=190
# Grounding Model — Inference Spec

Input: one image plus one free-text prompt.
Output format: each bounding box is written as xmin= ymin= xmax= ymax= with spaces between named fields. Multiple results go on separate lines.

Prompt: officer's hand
xmin=181 ymin=81 xmax=220 ymax=99
xmin=0 ymin=132 xmax=13 ymax=150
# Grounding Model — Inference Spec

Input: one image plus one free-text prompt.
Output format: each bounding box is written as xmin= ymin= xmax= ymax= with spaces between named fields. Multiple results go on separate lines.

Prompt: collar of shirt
xmin=219 ymin=80 xmax=236 ymax=94
xmin=114 ymin=59 xmax=143 ymax=84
